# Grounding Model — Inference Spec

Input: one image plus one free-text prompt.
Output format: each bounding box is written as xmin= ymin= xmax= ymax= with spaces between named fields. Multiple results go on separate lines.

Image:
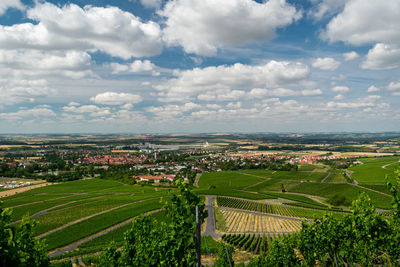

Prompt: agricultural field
xmin=219 ymin=209 xmax=302 ymax=233
xmin=216 ymin=196 xmax=344 ymax=219
xmin=1 ymin=178 xmax=173 ymax=257
xmin=349 ymin=156 xmax=400 ymax=183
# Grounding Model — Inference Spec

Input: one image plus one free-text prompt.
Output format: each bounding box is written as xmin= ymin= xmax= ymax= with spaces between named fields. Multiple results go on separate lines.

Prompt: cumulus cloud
xmin=0 ymin=50 xmax=93 ymax=79
xmin=63 ymin=104 xmax=111 ymax=117
xmin=0 ymin=106 xmax=56 ymax=120
xmin=361 ymin=43 xmax=400 ymax=70
xmin=159 ymin=0 xmax=301 ymax=56
xmin=367 ymin=85 xmax=380 ymax=92
xmin=139 ymin=0 xmax=162 ymax=9
xmin=312 ymin=57 xmax=341 ymax=70
xmin=308 ymin=0 xmax=346 ymax=20
xmin=324 ymin=0 xmax=400 ymax=46
xmin=156 ymin=61 xmax=310 ymax=102
xmin=0 ymin=2 xmax=162 ymax=59
xmin=301 ymin=89 xmax=323 ymax=96
xmin=0 ymin=0 xmax=24 ymax=15
xmin=331 ymin=86 xmax=349 ymax=93
xmin=90 ymin=92 xmax=142 ymax=105
xmin=334 ymin=94 xmax=344 ymax=100
xmin=0 ymin=79 xmax=53 ymax=105
xmin=387 ymin=81 xmax=400 ymax=91
xmin=110 ymin=60 xmax=159 ymax=76
xmin=343 ymin=51 xmax=359 ymax=61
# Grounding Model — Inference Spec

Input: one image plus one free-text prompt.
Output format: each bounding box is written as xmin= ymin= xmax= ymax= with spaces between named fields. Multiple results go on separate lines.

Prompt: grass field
xmin=290 ymin=183 xmax=392 ymax=209
xmin=349 ymin=156 xmax=400 ymax=183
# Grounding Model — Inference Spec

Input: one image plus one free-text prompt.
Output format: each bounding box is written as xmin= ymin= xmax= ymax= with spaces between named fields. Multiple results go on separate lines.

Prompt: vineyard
xmin=219 ymin=209 xmax=302 ymax=233
xmin=216 ymin=196 xmax=343 ymax=219
xmin=221 ymin=233 xmax=282 ymax=254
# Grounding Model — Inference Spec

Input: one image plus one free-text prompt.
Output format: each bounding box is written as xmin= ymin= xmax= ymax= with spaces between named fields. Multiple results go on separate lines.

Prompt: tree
xmin=0 ymin=204 xmax=49 ymax=267
xmin=101 ymin=179 xmax=207 ymax=266
xmin=214 ymin=242 xmax=234 ymax=267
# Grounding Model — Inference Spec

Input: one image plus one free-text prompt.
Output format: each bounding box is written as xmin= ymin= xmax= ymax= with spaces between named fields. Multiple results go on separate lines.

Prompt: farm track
xmin=194 ymin=173 xmax=202 ymax=188
xmin=382 ymin=159 xmax=400 ymax=169
xmin=243 ymin=179 xmax=271 ymax=190
xmin=218 ymin=207 xmax=313 ymax=222
xmin=0 ymin=182 xmax=54 ymax=198
xmin=354 ymin=184 xmax=392 ymax=197
xmin=203 ymin=196 xmax=221 ymax=238
xmin=11 ymin=195 xmax=107 ymax=225
xmin=8 ymin=193 xmax=88 ymax=209
xmin=48 ymin=209 xmax=162 ymax=258
xmin=37 ymin=197 xmax=159 ymax=239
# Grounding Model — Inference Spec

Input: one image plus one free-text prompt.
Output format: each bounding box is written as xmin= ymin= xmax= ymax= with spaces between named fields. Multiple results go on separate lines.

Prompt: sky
xmin=0 ymin=0 xmax=399 ymax=133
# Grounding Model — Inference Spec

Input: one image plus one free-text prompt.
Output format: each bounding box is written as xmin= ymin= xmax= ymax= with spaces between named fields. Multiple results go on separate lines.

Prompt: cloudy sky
xmin=0 ymin=0 xmax=399 ymax=133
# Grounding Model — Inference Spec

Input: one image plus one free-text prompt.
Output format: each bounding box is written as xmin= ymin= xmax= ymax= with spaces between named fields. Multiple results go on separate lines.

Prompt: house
xmin=137 ymin=175 xmax=163 ymax=183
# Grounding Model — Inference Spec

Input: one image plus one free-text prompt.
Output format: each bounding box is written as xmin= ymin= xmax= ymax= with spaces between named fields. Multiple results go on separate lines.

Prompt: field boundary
xmin=37 ymin=197 xmax=159 ymax=239
xmin=48 ymin=209 xmax=162 ymax=258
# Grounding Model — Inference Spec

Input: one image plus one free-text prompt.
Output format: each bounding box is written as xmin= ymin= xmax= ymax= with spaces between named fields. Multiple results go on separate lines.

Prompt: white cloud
xmin=312 ymin=57 xmax=341 ymax=70
xmin=0 ymin=50 xmax=93 ymax=79
xmin=0 ymin=0 xmax=24 ymax=15
xmin=327 ymin=95 xmax=383 ymax=109
xmin=0 ymin=106 xmax=55 ymax=120
xmin=343 ymin=51 xmax=359 ymax=61
xmin=159 ymin=0 xmax=301 ymax=56
xmin=111 ymin=60 xmax=158 ymax=75
xmin=367 ymin=85 xmax=380 ymax=92
xmin=63 ymin=104 xmax=111 ymax=117
xmin=90 ymin=92 xmax=142 ymax=105
xmin=0 ymin=2 xmax=162 ymax=59
xmin=387 ymin=81 xmax=400 ymax=91
xmin=0 ymin=79 xmax=53 ymax=105
xmin=308 ymin=0 xmax=346 ymax=20
xmin=331 ymin=86 xmax=349 ymax=93
xmin=334 ymin=94 xmax=344 ymax=100
xmin=324 ymin=0 xmax=400 ymax=46
xmin=301 ymin=89 xmax=323 ymax=96
xmin=139 ymin=0 xmax=162 ymax=9
xmin=156 ymin=61 xmax=310 ymax=102
xmin=361 ymin=43 xmax=400 ymax=70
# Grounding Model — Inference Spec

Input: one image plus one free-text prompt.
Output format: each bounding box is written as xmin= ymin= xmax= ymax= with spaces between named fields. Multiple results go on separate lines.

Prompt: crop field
xmin=290 ymin=182 xmax=392 ymax=209
xmin=198 ymin=171 xmax=264 ymax=189
xmin=219 ymin=209 xmax=302 ymax=233
xmin=349 ymin=156 xmax=400 ymax=183
xmin=1 ymin=178 xmax=173 ymax=257
xmin=216 ymin=196 xmax=343 ymax=219
xmin=222 ymin=233 xmax=282 ymax=254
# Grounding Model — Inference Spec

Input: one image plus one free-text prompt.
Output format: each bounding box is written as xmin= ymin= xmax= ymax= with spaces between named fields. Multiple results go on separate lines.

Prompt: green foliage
xmin=328 ymin=193 xmax=351 ymax=206
xmin=213 ymin=242 xmax=234 ymax=267
xmin=0 ymin=203 xmax=49 ymax=267
xmin=253 ymin=190 xmax=400 ymax=266
xmin=100 ymin=179 xmax=207 ymax=266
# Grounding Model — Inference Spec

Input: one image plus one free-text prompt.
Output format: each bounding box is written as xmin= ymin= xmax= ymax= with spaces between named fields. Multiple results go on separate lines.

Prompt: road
xmin=202 ymin=196 xmax=221 ymax=238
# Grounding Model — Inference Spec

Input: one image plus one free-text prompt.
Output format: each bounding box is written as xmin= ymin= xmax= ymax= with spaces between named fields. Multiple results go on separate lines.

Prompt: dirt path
xmin=194 ymin=173 xmax=202 ymax=188
xmin=9 ymin=193 xmax=87 ymax=209
xmin=382 ymin=159 xmax=400 ymax=169
xmin=0 ymin=183 xmax=53 ymax=198
xmin=11 ymin=195 xmax=106 ymax=225
xmin=354 ymin=184 xmax=392 ymax=197
xmin=37 ymin=198 xmax=158 ymax=239
xmin=243 ymin=179 xmax=270 ymax=190
xmin=48 ymin=209 xmax=162 ymax=258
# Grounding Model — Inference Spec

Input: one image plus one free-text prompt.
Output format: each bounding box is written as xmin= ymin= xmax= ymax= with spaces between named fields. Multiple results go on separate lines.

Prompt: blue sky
xmin=0 ymin=0 xmax=399 ymax=133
